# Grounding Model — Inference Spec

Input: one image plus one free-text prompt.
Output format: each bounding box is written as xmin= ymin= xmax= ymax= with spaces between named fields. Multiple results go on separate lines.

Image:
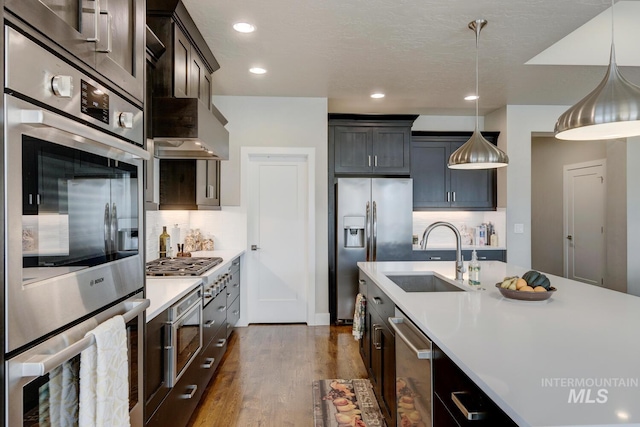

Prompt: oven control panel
xmin=4 ymin=26 xmax=143 ymax=146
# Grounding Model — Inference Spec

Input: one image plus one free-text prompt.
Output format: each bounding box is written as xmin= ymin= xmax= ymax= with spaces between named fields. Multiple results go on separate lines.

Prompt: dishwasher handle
xmin=388 ymin=316 xmax=432 ymax=359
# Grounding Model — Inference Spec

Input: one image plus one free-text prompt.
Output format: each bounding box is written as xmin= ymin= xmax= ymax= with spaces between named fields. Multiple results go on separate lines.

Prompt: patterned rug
xmin=313 ymin=379 xmax=386 ymax=427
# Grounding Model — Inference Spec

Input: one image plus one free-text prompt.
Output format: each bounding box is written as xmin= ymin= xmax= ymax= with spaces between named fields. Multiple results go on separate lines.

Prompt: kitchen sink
xmin=386 ymin=274 xmax=465 ymax=292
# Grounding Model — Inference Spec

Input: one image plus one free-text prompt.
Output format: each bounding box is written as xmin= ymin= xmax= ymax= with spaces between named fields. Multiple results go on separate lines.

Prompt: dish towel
xmin=49 ymin=357 xmax=79 ymax=426
xmin=352 ymin=293 xmax=366 ymax=340
xmin=79 ymin=315 xmax=130 ymax=427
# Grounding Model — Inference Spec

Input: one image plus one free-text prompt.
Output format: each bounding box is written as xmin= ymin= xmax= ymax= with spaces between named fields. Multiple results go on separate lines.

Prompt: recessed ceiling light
xmin=371 ymin=93 xmax=385 ymax=99
xmin=465 ymin=95 xmax=479 ymax=101
xmin=233 ymin=22 xmax=255 ymax=33
xmin=249 ymin=67 xmax=267 ymax=75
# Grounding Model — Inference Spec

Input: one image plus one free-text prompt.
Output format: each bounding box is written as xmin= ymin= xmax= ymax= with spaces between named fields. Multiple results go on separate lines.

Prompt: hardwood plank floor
xmin=187 ymin=325 xmax=368 ymax=426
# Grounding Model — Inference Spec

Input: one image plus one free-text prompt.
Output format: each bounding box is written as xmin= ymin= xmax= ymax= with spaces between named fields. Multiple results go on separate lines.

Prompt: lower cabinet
xmin=145 ymin=256 xmax=242 ymax=427
xmin=359 ymin=271 xmax=395 ymax=426
xmin=433 ymin=342 xmax=517 ymax=426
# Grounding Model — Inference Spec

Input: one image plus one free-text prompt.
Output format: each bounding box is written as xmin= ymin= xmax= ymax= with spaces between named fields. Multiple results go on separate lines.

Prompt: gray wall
xmin=531 ymin=136 xmax=627 ymax=292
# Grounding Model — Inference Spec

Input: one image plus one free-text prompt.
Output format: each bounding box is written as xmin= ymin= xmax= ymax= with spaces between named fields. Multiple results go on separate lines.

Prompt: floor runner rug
xmin=313 ymin=379 xmax=386 ymax=426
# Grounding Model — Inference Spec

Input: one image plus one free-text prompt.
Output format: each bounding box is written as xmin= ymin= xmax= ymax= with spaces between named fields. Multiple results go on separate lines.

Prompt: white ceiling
xmin=182 ymin=0 xmax=640 ymax=115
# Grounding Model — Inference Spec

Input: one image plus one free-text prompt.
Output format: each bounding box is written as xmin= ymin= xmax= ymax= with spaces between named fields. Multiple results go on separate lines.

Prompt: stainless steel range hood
xmin=152 ymin=97 xmax=229 ymax=160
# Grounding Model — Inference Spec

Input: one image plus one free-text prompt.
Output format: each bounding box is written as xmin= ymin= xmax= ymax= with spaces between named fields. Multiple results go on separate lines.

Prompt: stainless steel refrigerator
xmin=336 ymin=178 xmax=413 ymax=321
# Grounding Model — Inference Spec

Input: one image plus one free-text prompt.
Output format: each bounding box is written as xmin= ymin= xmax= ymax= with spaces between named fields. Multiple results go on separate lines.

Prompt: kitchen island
xmin=358 ymin=260 xmax=640 ymax=426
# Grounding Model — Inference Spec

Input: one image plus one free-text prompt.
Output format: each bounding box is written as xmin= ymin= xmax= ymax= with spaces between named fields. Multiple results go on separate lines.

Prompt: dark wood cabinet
xmin=411 ymin=132 xmax=498 ymax=210
xmin=159 ymin=159 xmax=220 ymax=210
xmin=330 ymin=115 xmax=417 ymax=176
xmin=433 ymin=342 xmax=517 ymax=426
xmin=148 ymin=1 xmax=219 ymax=109
xmin=358 ymin=270 xmax=395 ymax=426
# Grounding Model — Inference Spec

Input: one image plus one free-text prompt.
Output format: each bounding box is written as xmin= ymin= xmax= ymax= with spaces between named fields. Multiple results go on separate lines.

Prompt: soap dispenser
xmin=468 ymin=249 xmax=481 ymax=286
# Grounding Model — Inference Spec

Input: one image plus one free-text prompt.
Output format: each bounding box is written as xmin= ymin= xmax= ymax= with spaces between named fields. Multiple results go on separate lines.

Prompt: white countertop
xmin=145 ymin=277 xmax=203 ymax=321
xmin=358 ymin=260 xmax=640 ymax=426
xmin=145 ymin=248 xmax=245 ymax=321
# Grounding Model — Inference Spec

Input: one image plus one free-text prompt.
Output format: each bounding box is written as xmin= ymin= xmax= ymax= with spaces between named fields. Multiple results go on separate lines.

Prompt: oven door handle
xmin=19 ymin=109 xmax=150 ymax=160
xmin=21 ymin=299 xmax=150 ymax=377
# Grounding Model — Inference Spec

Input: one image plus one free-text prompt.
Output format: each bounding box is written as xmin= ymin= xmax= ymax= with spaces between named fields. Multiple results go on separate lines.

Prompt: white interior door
xmin=564 ymin=160 xmax=606 ymax=286
xmin=247 ymin=154 xmax=309 ymax=323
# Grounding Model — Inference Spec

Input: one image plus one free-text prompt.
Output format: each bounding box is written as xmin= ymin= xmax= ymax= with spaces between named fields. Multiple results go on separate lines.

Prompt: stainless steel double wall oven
xmin=3 ymin=2 xmax=148 ymax=424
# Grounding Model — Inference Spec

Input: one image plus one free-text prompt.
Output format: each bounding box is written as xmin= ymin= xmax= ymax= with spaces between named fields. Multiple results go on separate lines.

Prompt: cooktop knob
xmin=51 ymin=75 xmax=73 ymax=98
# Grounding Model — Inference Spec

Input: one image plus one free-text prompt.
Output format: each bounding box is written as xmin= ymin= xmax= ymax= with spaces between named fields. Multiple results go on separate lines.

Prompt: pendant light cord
xmin=475 ymin=22 xmax=480 ymax=130
xmin=611 ymin=0 xmax=616 ymax=62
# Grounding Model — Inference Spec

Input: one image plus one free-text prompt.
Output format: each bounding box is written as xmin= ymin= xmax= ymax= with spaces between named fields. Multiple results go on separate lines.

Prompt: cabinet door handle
xmin=479 ymin=256 xmax=487 ymax=260
xmin=429 ymin=256 xmax=442 ymax=261
xmin=372 ymin=297 xmax=382 ymax=305
xmin=373 ymin=324 xmax=382 ymax=350
xmin=84 ymin=0 xmax=100 ymax=42
xmin=216 ymin=338 xmax=227 ymax=348
xmin=451 ymin=391 xmax=488 ymax=420
xmin=368 ymin=155 xmax=372 ymax=167
xmin=374 ymin=155 xmax=378 ymax=167
xmin=96 ymin=9 xmax=113 ymax=53
xmin=446 ymin=192 xmax=450 ymax=202
xmin=181 ymin=385 xmax=198 ymax=399
xmin=358 ymin=279 xmax=366 ymax=285
xmin=204 ymin=319 xmax=215 ymax=328
xmin=202 ymin=357 xmax=215 ymax=369
xmin=452 ymin=191 xmax=456 ymax=202
xmin=218 ymin=306 xmax=227 ymax=312
xmin=233 ymin=283 xmax=239 ymax=288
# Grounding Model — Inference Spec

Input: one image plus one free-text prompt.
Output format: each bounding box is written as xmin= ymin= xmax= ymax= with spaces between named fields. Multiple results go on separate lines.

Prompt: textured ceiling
xmin=182 ymin=0 xmax=640 ymax=115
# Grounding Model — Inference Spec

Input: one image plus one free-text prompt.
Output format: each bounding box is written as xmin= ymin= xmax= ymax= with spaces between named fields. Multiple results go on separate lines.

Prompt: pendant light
xmin=449 ymin=19 xmax=509 ymax=169
xmin=555 ymin=0 xmax=640 ymax=140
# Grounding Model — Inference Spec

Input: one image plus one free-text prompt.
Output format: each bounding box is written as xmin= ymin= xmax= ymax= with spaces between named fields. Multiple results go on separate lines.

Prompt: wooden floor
xmin=187 ymin=324 xmax=368 ymax=426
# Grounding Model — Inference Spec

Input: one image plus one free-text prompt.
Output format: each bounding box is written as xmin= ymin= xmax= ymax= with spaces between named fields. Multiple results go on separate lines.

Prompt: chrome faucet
xmin=420 ymin=221 xmax=465 ymax=281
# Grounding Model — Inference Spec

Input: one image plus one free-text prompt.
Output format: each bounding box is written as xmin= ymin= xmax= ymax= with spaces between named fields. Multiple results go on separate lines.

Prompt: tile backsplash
xmin=145 ymin=208 xmax=247 ymax=261
xmin=413 ymin=209 xmax=506 ymax=248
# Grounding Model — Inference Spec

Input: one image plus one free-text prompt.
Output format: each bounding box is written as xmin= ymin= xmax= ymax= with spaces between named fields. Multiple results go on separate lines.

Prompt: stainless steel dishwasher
xmin=389 ymin=308 xmax=433 ymax=427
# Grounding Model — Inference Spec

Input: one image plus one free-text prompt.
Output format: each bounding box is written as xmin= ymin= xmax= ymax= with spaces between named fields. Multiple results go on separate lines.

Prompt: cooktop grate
xmin=145 ymin=257 xmax=223 ymax=276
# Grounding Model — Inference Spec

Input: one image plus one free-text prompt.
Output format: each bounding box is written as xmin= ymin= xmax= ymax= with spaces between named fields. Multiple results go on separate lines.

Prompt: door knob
xmin=251 ymin=245 xmax=260 ymax=251
xmin=566 ymin=235 xmax=573 ymax=240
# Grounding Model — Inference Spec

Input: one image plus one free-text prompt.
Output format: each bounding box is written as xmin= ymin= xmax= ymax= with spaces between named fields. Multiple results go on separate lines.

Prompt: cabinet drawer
xmin=207 ymin=322 xmax=228 ymax=374
xmin=203 ymin=291 xmax=227 ymax=347
xmin=226 ymin=296 xmax=240 ymax=338
xmin=365 ymin=276 xmax=394 ymax=324
xmin=433 ymin=344 xmax=517 ymax=426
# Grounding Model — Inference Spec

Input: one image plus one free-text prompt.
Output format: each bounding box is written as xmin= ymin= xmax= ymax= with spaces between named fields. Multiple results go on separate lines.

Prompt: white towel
xmin=49 ymin=357 xmax=79 ymax=427
xmin=79 ymin=315 xmax=131 ymax=427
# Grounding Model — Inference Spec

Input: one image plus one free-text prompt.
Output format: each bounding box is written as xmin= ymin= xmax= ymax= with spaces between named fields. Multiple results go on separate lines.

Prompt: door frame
xmin=563 ymin=158 xmax=606 ymax=281
xmin=241 ymin=146 xmax=317 ymax=325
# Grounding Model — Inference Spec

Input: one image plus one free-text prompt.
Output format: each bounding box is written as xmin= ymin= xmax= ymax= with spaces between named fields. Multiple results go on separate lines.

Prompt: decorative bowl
xmin=495 ymin=283 xmax=556 ymax=301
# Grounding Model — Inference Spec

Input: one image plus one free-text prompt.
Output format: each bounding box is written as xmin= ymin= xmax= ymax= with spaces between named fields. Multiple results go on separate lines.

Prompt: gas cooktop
xmin=145 ymin=257 xmax=223 ymax=276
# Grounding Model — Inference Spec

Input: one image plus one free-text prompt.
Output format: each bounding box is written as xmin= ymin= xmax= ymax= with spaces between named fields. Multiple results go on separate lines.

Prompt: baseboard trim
xmin=313 ymin=312 xmax=331 ymax=326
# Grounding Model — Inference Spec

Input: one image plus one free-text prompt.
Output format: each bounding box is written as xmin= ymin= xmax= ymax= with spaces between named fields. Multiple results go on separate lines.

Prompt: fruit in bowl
xmin=497 ymin=270 xmax=556 ymax=301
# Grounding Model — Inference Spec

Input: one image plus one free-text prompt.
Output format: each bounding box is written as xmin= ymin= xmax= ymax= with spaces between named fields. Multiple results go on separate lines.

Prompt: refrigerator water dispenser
xmin=343 ymin=216 xmax=365 ymax=248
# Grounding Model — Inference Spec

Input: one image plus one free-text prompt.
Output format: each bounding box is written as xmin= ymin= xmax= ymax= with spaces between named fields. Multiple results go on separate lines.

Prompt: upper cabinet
xmin=330 ymin=115 xmax=418 ymax=176
xmin=147 ymin=0 xmax=229 ymax=160
xmin=411 ymin=131 xmax=499 ymax=210
xmin=147 ymin=0 xmax=219 ymax=107
xmin=6 ymin=0 xmax=145 ymax=104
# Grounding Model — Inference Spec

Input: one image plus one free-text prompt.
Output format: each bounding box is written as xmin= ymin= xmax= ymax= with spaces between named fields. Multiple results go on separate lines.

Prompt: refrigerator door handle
xmin=365 ymin=201 xmax=371 ymax=261
xmin=372 ymin=201 xmax=378 ymax=261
